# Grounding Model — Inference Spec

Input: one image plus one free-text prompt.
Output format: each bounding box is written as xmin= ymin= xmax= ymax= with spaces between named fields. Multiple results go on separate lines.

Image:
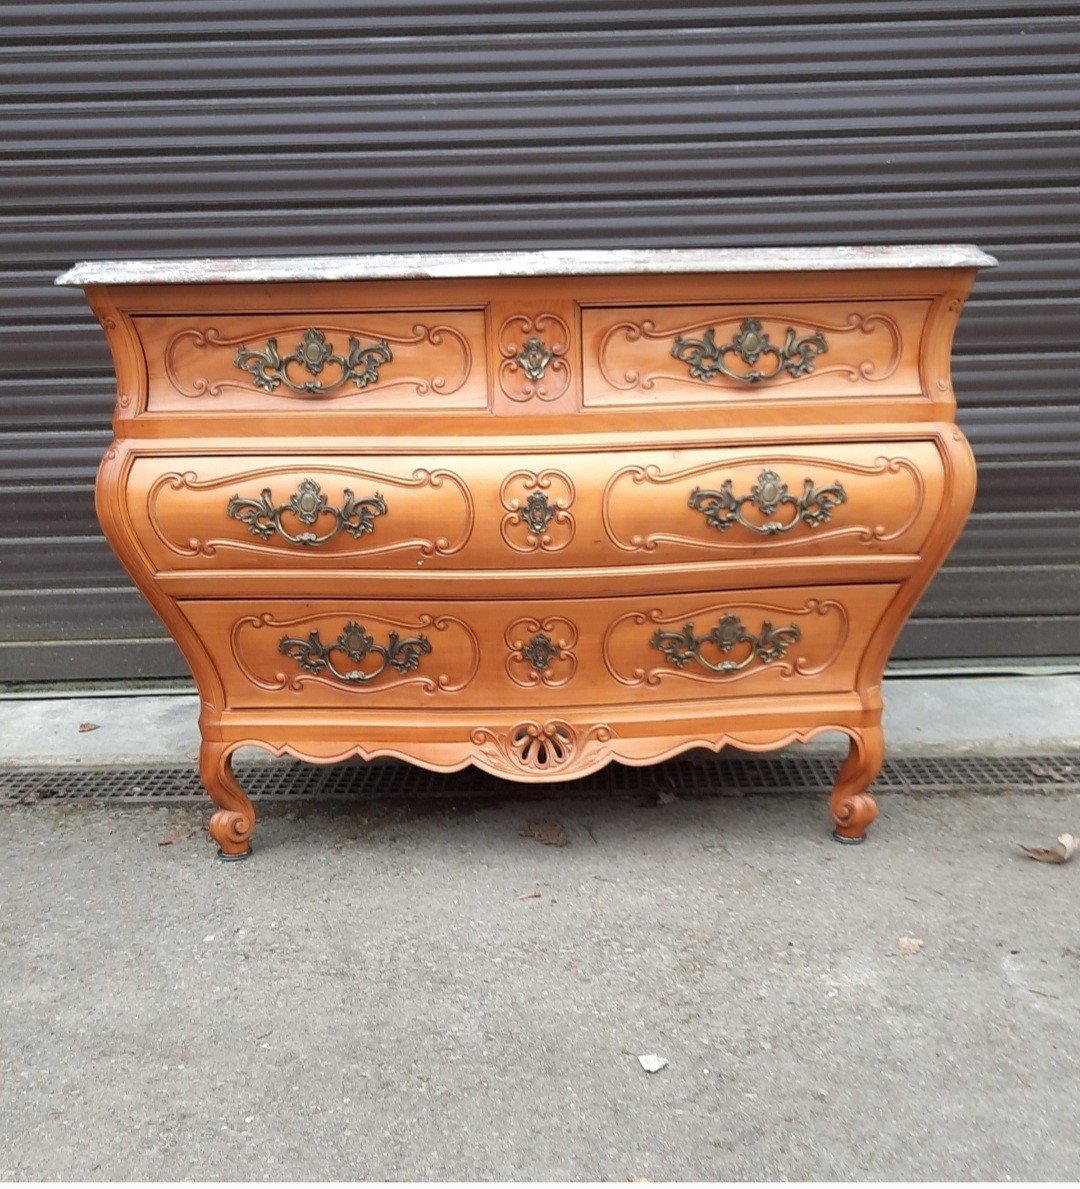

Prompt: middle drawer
xmin=125 ymin=441 xmax=945 ymax=574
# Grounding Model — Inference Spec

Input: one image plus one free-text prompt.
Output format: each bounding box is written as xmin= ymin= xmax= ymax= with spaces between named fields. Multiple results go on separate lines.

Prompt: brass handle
xmin=279 ymin=621 xmax=431 ymax=684
xmin=226 ymin=478 xmax=387 ymax=546
xmin=651 ymin=614 xmax=801 ymax=674
xmin=689 ymin=469 xmax=846 ymax=535
xmin=671 ymin=317 xmax=827 ymax=384
xmin=233 ymin=326 xmax=392 ymax=393
xmin=515 ymin=335 xmax=554 ymax=381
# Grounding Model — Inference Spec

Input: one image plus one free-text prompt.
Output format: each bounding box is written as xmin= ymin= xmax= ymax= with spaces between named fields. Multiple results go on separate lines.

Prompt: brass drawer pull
xmin=234 ymin=326 xmax=392 ymax=393
xmin=689 ymin=469 xmax=846 ymax=535
xmin=226 ymin=478 xmax=387 ymax=546
xmin=651 ymin=614 xmax=801 ymax=674
xmin=279 ymin=620 xmax=431 ymax=684
xmin=671 ymin=317 xmax=827 ymax=384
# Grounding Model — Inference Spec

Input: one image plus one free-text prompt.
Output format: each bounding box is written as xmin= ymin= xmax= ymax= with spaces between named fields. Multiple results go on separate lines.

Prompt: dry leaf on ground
xmin=898 ymin=936 xmax=924 ymax=955
xmin=1027 ymin=761 xmax=1069 ymax=782
xmin=78 ymin=722 xmax=100 ymax=733
xmin=519 ymin=820 xmax=568 ymax=847
xmin=158 ymin=826 xmax=194 ymax=847
xmin=1017 ymin=834 xmax=1077 ymax=864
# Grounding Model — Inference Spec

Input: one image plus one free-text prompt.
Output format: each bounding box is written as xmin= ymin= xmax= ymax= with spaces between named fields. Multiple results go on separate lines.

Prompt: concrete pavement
xmin=2 ymin=782 xmax=1079 ymax=1179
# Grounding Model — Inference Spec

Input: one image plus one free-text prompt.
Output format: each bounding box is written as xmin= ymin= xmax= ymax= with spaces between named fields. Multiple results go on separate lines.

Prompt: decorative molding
xmin=232 ymin=611 xmax=479 ymax=695
xmin=598 ymin=311 xmax=902 ymax=392
xmin=497 ymin=312 xmax=571 ymax=402
xmin=164 ymin=321 xmax=473 ymax=399
xmin=602 ymin=598 xmax=849 ymax=687
xmin=601 ymin=454 xmax=924 ymax=553
xmin=470 ymin=721 xmax=613 ymax=777
xmin=504 ymin=616 xmax=579 ymax=687
xmin=147 ymin=465 xmax=474 ymax=559
xmin=499 ymin=468 xmax=576 ymax=553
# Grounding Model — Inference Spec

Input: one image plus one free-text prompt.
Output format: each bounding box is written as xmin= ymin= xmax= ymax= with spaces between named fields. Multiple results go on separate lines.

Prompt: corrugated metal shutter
xmin=2 ymin=0 xmax=1078 ymax=682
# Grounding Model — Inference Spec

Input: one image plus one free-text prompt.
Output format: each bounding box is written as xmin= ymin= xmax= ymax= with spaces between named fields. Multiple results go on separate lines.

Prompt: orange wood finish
xmin=80 ymin=262 xmax=984 ymax=856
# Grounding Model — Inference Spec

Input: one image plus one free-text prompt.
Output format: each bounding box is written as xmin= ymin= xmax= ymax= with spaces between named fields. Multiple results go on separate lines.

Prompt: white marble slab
xmin=55 ymin=244 xmax=996 ymax=287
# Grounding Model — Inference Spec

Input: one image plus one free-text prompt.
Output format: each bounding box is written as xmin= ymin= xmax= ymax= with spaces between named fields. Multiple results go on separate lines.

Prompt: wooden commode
xmin=57 ymin=246 xmax=995 ymax=857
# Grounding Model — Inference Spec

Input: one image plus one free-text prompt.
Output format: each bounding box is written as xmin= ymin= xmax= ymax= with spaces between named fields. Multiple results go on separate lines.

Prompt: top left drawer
xmin=134 ymin=312 xmax=489 ymax=412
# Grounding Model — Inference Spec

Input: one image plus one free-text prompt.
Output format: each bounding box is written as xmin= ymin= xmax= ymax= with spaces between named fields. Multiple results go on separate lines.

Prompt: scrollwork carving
xmin=497 ymin=313 xmax=571 ymax=402
xmin=470 ymin=721 xmax=613 ymax=778
xmin=164 ymin=321 xmax=473 ymax=399
xmin=603 ymin=599 xmax=849 ymax=687
xmin=598 ymin=311 xmax=902 ymax=392
xmin=505 ymin=616 xmax=579 ymax=687
xmin=147 ymin=466 xmax=474 ymax=560
xmin=601 ymin=454 xmax=923 ymax=553
xmin=231 ymin=611 xmax=480 ymax=695
xmin=499 ymin=469 xmax=576 ymax=553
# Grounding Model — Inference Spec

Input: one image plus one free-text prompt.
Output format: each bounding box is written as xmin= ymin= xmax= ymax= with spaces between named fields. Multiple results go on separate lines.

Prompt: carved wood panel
xmin=583 ymin=300 xmax=929 ymax=406
xmin=139 ymin=312 xmax=488 ymax=411
xmin=132 ymin=459 xmax=475 ymax=570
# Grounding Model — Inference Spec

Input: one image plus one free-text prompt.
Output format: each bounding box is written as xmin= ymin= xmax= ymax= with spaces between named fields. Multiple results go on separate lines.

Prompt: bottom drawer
xmin=181 ymin=582 xmax=899 ymax=710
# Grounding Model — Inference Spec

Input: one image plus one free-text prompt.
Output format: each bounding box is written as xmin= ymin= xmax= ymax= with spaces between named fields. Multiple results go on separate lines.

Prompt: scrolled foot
xmin=200 ymin=741 xmax=255 ymax=860
xmin=828 ymin=727 xmax=884 ymax=844
xmin=209 ymin=810 xmax=254 ymax=860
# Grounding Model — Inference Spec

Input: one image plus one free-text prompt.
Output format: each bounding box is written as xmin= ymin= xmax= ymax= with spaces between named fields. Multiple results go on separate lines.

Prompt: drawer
xmin=135 ymin=311 xmax=488 ymax=412
xmin=125 ymin=441 xmax=944 ymax=573
xmin=179 ymin=582 xmax=899 ymax=710
xmin=582 ymin=299 xmax=931 ymax=406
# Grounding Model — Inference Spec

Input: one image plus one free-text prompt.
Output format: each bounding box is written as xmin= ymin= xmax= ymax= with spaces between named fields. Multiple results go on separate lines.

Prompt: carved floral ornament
xmin=471 ymin=721 xmax=613 ymax=776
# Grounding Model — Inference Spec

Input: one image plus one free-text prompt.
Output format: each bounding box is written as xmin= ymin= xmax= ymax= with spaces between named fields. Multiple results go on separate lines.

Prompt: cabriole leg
xmin=829 ymin=726 xmax=884 ymax=844
xmin=199 ymin=741 xmax=255 ymax=860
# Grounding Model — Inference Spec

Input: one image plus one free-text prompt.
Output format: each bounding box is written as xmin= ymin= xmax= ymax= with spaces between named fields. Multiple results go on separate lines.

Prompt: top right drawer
xmin=582 ymin=299 xmax=931 ymax=407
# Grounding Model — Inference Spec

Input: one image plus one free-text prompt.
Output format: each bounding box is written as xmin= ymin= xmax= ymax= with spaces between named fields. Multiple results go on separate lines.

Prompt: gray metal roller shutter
xmin=2 ymin=0 xmax=1078 ymax=683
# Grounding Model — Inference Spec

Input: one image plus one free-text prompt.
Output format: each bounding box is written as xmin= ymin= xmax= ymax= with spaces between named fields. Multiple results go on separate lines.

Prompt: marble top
xmin=55 ymin=245 xmax=996 ymax=287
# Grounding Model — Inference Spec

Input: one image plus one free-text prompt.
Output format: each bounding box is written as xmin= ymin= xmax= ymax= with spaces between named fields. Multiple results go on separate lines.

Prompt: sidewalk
xmin=1 ymin=675 xmax=1078 ymax=766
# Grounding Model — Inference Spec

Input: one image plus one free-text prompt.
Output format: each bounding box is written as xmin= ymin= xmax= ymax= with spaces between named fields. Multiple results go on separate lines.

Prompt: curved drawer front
xmin=125 ymin=441 xmax=943 ymax=573
xmin=599 ymin=442 xmax=944 ymax=561
xmin=137 ymin=311 xmax=488 ymax=412
xmin=126 ymin=458 xmax=477 ymax=570
xmin=583 ymin=300 xmax=931 ymax=406
xmin=179 ymin=583 xmax=898 ymax=710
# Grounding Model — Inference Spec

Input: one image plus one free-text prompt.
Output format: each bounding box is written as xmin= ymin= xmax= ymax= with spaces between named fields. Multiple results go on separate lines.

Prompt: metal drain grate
xmin=1 ymin=753 xmax=1078 ymax=803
